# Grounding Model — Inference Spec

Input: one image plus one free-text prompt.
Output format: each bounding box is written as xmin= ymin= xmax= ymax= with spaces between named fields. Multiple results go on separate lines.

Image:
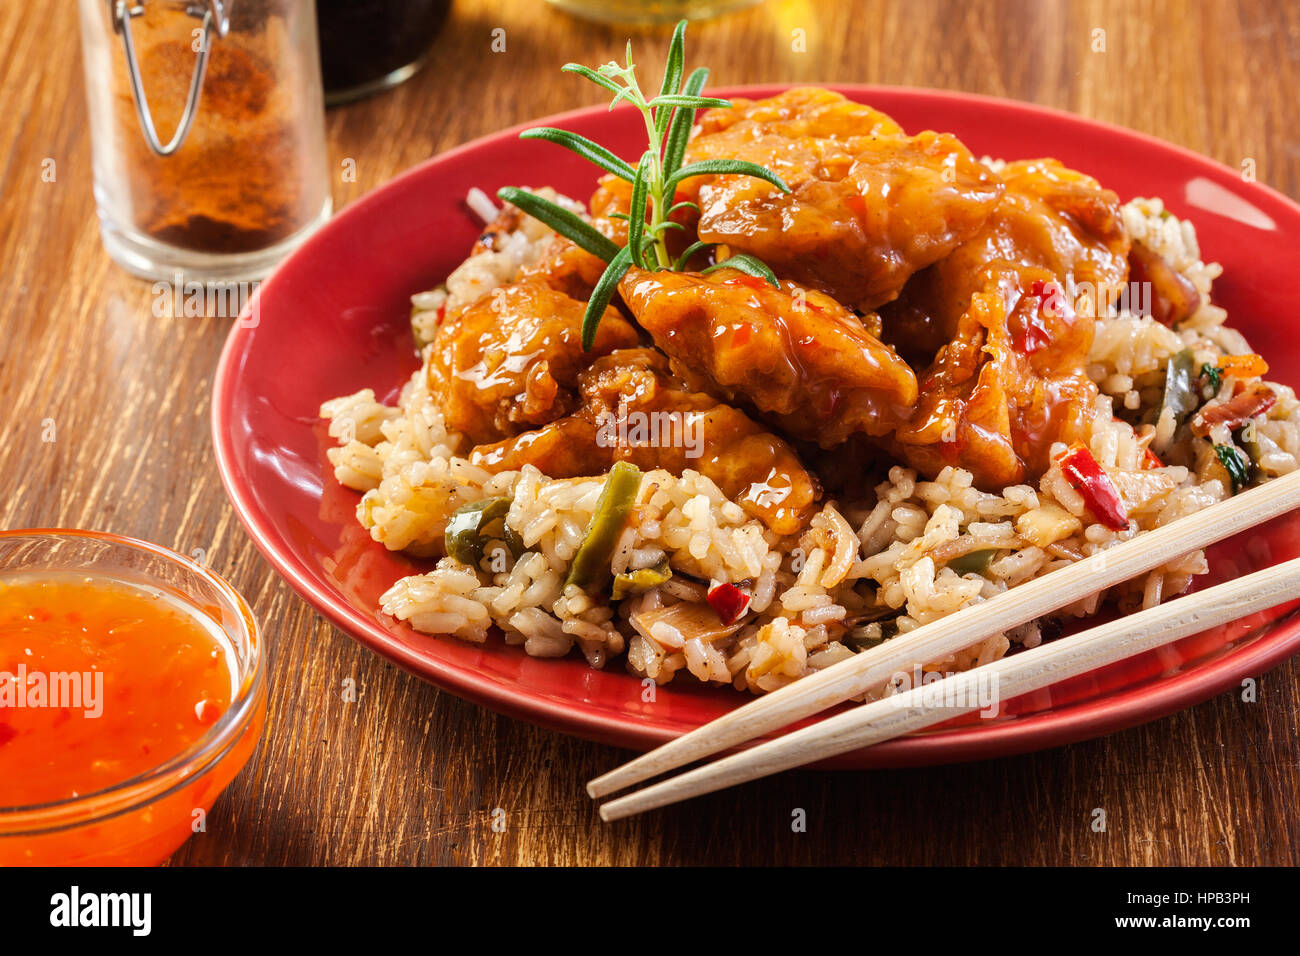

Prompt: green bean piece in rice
xmin=611 ymin=558 xmax=673 ymax=600
xmin=565 ymin=462 xmax=643 ymax=592
xmin=945 ymin=548 xmax=999 ymax=577
xmin=1238 ymin=428 xmax=1264 ymax=475
xmin=847 ymin=618 xmax=898 ymax=652
xmin=444 ymin=497 xmax=523 ymax=567
xmin=1160 ymin=349 xmax=1200 ymax=427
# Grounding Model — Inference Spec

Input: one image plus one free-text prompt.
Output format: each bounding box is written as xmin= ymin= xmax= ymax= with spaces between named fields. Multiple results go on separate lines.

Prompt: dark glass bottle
xmin=316 ymin=0 xmax=451 ymax=104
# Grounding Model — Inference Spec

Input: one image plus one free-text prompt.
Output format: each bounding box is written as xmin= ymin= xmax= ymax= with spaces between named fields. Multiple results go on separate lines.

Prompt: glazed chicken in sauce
xmin=679 ymin=87 xmax=1004 ymax=311
xmin=470 ymin=348 xmax=819 ymax=534
xmin=422 ymin=89 xmax=1189 ymax=539
xmin=619 ymin=266 xmax=917 ymax=443
xmin=881 ymin=159 xmax=1132 ymax=484
xmin=427 ymin=277 xmax=639 ymax=446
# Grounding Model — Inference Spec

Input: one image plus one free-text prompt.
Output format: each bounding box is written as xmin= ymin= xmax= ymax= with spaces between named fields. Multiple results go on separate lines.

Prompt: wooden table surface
xmin=2 ymin=0 xmax=1298 ymax=866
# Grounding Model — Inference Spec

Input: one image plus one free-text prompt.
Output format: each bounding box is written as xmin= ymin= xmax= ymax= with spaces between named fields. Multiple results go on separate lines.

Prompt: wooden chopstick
xmin=589 ymin=468 xmax=1300 ymax=800
xmin=599 ymin=554 xmax=1300 ymax=820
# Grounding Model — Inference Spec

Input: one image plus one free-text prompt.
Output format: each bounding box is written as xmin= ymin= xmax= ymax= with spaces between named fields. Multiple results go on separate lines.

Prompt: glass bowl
xmin=0 ymin=529 xmax=267 ymax=866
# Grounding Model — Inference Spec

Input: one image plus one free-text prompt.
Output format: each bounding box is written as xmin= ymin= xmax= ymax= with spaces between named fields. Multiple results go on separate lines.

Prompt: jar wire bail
xmin=109 ymin=0 xmax=233 ymax=157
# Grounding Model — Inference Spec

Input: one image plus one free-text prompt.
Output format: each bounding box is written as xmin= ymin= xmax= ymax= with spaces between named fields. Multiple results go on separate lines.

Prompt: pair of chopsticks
xmin=590 ymin=468 xmax=1300 ymax=820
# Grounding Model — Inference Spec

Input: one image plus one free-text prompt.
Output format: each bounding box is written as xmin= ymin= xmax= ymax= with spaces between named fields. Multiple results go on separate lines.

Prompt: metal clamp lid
xmin=110 ymin=0 xmax=233 ymax=156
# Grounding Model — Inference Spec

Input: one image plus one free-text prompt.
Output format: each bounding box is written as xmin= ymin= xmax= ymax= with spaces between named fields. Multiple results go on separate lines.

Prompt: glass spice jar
xmin=77 ymin=0 xmax=332 ymax=282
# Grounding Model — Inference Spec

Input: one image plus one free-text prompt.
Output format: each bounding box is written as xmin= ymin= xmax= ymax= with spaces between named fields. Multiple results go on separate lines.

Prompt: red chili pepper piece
xmin=1029 ymin=279 xmax=1058 ymax=309
xmin=1191 ymin=382 xmax=1276 ymax=438
xmin=722 ymin=274 xmax=768 ymax=291
xmin=1013 ymin=315 xmax=1051 ymax=355
xmin=1011 ymin=279 xmax=1065 ymax=355
xmin=1058 ymin=442 xmax=1129 ymax=531
xmin=706 ymin=582 xmax=752 ymax=625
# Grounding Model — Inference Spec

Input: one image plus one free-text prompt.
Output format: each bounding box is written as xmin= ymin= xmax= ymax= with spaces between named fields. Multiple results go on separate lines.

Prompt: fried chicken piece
xmin=890 ymin=281 xmax=1099 ymax=486
xmin=519 ymin=170 xmax=705 ymax=298
xmin=618 ymin=267 xmax=918 ymax=445
xmin=517 ymin=179 xmax=630 ymax=300
xmin=468 ymin=416 xmax=604 ymax=477
xmin=520 ymin=235 xmax=611 ymax=301
xmin=880 ymin=158 xmax=1131 ymax=359
xmin=678 ymin=88 xmax=1004 ymax=311
xmin=880 ymin=159 xmax=1131 ymax=485
xmin=427 ymin=277 xmax=640 ymax=446
xmin=589 ymin=173 xmax=634 ymax=226
xmin=471 ymin=348 xmax=820 ymax=535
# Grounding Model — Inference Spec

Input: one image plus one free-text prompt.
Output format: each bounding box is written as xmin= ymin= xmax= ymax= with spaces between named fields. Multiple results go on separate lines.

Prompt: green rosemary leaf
xmin=583 ymin=245 xmax=635 ymax=350
xmin=496 ymin=187 xmax=619 ymax=263
xmin=561 ymin=63 xmax=623 ymax=97
xmin=597 ymin=61 xmax=633 ymax=83
xmin=520 ymin=127 xmax=637 ymax=181
xmin=666 ymin=159 xmax=791 ymax=194
xmin=609 ymin=86 xmax=640 ymax=110
xmin=666 ymin=199 xmax=701 ymax=216
xmin=627 ymin=151 xmax=654 ymax=269
xmin=702 ymin=253 xmax=780 ymax=289
xmin=651 ymin=94 xmax=731 ymax=110
xmin=653 ymin=221 xmax=686 ymax=234
xmin=638 ymin=236 xmax=660 ymax=269
xmin=654 ymin=20 xmax=688 ymax=139
xmin=660 ymin=20 xmax=687 ymax=97
xmin=672 ymin=239 xmax=714 ymax=271
xmin=662 ymin=68 xmax=710 ymax=177
xmin=608 ymin=212 xmax=630 ymax=221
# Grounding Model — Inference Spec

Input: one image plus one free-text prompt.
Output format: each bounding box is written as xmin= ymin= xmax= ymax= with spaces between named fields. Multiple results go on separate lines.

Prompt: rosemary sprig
xmin=497 ymin=20 xmax=791 ymax=349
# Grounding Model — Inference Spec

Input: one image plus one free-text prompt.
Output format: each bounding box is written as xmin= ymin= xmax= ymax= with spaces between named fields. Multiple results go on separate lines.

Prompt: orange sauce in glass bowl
xmin=0 ymin=576 xmax=235 ymax=807
xmin=0 ymin=531 xmax=266 ymax=867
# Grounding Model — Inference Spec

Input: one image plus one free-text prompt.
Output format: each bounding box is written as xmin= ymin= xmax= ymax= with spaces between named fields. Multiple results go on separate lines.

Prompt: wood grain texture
xmin=1 ymin=0 xmax=1298 ymax=866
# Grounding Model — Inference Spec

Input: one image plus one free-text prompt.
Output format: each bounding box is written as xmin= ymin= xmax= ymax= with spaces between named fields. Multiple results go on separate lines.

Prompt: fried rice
xmin=321 ymin=186 xmax=1300 ymax=696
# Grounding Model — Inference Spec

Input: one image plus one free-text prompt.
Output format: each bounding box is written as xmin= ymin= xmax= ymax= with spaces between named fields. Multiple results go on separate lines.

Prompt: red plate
xmin=213 ymin=86 xmax=1300 ymax=767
